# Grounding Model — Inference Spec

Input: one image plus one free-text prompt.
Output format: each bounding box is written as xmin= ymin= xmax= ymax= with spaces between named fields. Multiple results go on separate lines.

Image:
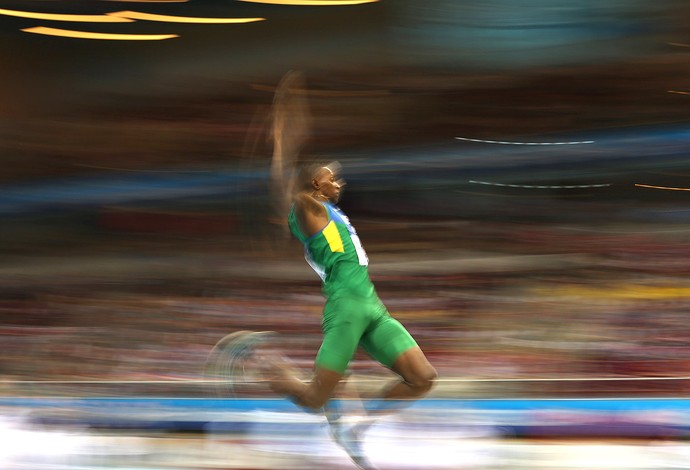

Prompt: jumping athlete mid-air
xmin=265 ymin=160 xmax=438 ymax=469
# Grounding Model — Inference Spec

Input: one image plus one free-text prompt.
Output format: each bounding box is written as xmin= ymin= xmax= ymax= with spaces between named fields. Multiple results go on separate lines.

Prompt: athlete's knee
xmin=408 ymin=366 xmax=438 ymax=395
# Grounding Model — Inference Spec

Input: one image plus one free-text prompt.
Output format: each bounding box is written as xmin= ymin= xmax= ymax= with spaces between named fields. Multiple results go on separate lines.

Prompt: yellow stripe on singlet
xmin=322 ymin=220 xmax=344 ymax=253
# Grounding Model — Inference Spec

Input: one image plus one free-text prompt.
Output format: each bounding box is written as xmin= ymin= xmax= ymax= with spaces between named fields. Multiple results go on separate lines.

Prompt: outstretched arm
xmin=269 ymin=71 xmax=310 ymax=221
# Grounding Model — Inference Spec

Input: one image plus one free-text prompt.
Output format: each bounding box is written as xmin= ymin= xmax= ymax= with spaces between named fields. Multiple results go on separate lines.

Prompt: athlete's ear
xmin=311 ymin=178 xmax=320 ymax=190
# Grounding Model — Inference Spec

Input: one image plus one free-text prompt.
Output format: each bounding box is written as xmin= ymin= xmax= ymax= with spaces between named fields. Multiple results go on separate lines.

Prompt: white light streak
xmin=455 ymin=137 xmax=594 ymax=145
xmin=469 ymin=180 xmax=610 ymax=189
xmin=3 ymin=375 xmax=690 ymax=385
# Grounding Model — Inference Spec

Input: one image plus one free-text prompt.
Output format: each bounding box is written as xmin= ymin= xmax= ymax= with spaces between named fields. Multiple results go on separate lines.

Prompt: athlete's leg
xmin=381 ymin=345 xmax=437 ymax=400
xmin=265 ymin=297 xmax=365 ymax=411
xmin=360 ymin=313 xmax=437 ymax=416
xmin=260 ymin=345 xmax=375 ymax=469
xmin=266 ymin=362 xmax=344 ymax=411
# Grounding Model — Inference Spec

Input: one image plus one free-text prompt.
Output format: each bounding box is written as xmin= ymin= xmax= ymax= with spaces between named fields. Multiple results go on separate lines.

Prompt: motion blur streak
xmin=107 ymin=10 xmax=266 ymax=23
xmin=239 ymin=0 xmax=378 ymax=5
xmin=635 ymin=183 xmax=690 ymax=191
xmin=21 ymin=26 xmax=179 ymax=40
xmin=104 ymin=0 xmax=188 ymax=2
xmin=0 ymin=7 xmax=134 ymax=22
xmin=455 ymin=137 xmax=595 ymax=145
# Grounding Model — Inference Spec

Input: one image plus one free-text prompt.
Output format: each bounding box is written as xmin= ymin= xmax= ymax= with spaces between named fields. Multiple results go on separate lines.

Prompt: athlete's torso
xmin=288 ymin=201 xmax=374 ymax=299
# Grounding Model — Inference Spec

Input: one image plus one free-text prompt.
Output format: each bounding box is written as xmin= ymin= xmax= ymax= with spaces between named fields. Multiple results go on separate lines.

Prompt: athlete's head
xmin=299 ymin=160 xmax=344 ymax=203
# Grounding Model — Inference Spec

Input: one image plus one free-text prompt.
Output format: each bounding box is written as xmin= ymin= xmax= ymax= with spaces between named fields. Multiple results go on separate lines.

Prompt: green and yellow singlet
xmin=288 ymin=201 xmax=373 ymax=300
xmin=288 ymin=200 xmax=418 ymax=373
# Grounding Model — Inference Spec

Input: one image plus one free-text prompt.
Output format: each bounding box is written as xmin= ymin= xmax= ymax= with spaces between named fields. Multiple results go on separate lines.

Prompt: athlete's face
xmin=312 ymin=167 xmax=343 ymax=203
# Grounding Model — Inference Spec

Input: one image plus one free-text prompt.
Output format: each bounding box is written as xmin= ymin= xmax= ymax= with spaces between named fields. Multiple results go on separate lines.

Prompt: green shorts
xmin=315 ymin=295 xmax=418 ymax=375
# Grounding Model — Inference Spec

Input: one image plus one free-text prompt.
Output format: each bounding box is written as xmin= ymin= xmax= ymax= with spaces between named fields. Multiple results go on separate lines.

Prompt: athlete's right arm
xmin=294 ymin=192 xmax=328 ymax=237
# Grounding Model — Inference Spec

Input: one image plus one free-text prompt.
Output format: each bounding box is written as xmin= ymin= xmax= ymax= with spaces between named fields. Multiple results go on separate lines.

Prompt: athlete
xmin=266 ymin=161 xmax=437 ymax=469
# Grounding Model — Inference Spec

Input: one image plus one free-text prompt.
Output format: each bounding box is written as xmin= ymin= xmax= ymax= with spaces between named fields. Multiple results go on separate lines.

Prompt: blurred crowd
xmin=1 ymin=215 xmax=689 ymax=399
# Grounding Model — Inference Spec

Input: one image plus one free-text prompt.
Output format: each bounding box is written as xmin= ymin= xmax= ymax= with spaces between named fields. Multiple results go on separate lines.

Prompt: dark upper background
xmin=0 ymin=0 xmax=689 ymax=217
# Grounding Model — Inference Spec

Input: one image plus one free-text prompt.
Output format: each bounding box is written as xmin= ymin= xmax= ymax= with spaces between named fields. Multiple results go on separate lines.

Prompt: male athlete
xmin=266 ymin=161 xmax=437 ymax=469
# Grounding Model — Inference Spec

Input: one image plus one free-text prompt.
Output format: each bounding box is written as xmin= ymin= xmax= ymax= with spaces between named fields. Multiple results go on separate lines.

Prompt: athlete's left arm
xmin=294 ymin=192 xmax=328 ymax=237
